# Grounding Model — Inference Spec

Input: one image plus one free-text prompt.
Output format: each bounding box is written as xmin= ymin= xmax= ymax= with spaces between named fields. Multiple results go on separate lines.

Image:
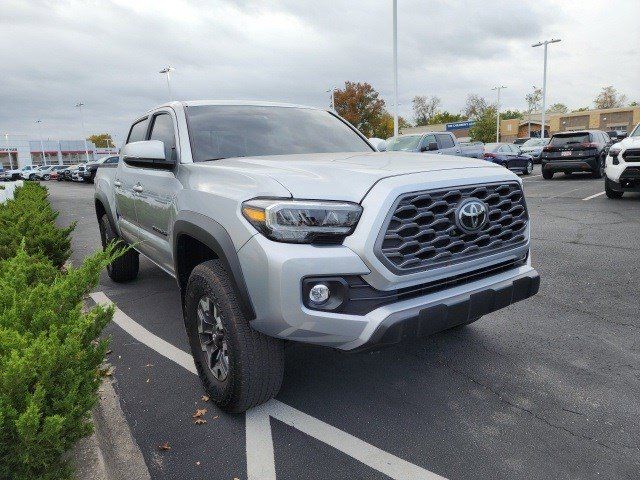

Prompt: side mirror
xmin=368 ymin=138 xmax=387 ymax=152
xmin=121 ymin=140 xmax=173 ymax=169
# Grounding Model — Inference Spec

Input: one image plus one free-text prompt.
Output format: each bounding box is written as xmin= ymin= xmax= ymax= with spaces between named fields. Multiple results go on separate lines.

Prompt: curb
xmin=72 ymin=378 xmax=151 ymax=480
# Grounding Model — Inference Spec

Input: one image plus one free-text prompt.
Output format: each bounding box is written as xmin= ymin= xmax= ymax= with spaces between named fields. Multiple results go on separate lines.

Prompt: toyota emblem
xmin=455 ymin=198 xmax=488 ymax=234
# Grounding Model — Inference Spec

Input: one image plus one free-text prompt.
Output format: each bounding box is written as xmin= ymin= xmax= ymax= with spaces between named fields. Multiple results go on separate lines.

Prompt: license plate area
xmin=561 ymin=151 xmax=572 ymax=157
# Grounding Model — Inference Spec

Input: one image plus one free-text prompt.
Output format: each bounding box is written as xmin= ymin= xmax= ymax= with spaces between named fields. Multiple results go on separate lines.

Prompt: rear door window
xmin=127 ymin=118 xmax=149 ymax=143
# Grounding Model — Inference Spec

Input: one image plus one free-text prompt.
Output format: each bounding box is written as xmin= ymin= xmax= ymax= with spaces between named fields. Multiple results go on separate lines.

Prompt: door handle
xmin=133 ymin=184 xmax=144 ymax=193
xmin=114 ymin=180 xmax=122 ymax=188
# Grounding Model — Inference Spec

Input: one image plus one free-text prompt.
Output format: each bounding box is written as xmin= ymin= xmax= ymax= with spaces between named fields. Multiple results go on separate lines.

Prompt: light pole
xmin=159 ymin=66 xmax=175 ymax=101
xmin=325 ymin=86 xmax=337 ymax=110
xmin=392 ymin=0 xmax=398 ymax=138
xmin=75 ymin=102 xmax=90 ymax=162
xmin=4 ymin=133 xmax=13 ymax=170
xmin=35 ymin=120 xmax=47 ymax=166
xmin=532 ymin=38 xmax=561 ymax=141
xmin=491 ymin=85 xmax=506 ymax=142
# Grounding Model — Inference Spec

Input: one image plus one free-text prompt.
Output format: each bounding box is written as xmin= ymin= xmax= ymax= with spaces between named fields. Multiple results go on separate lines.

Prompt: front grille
xmin=620 ymin=166 xmax=640 ymax=179
xmin=376 ymin=182 xmax=528 ymax=273
xmin=622 ymin=149 xmax=640 ymax=162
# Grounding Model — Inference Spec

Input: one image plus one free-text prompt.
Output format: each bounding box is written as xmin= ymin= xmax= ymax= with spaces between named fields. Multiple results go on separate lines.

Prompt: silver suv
xmin=95 ymin=101 xmax=539 ymax=412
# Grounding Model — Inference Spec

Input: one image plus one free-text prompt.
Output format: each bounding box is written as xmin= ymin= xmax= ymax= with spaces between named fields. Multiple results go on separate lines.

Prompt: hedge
xmin=0 ymin=183 xmax=74 ymax=268
xmin=0 ymin=183 xmax=121 ymax=479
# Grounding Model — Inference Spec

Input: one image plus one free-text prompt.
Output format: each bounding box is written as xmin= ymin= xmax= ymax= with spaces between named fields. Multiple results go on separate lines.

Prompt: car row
xmin=0 ymin=155 xmax=120 ymax=183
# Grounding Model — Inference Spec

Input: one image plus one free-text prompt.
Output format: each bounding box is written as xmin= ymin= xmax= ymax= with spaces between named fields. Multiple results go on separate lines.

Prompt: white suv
xmin=605 ymin=123 xmax=640 ymax=198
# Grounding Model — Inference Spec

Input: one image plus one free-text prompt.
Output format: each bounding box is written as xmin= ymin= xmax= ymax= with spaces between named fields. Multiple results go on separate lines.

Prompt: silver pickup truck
xmin=386 ymin=131 xmax=484 ymax=158
xmin=94 ymin=101 xmax=539 ymax=412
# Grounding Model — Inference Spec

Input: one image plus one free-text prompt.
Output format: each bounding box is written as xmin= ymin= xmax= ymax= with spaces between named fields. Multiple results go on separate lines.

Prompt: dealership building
xmin=403 ymin=105 xmax=640 ymax=142
xmin=0 ymin=138 xmax=119 ymax=170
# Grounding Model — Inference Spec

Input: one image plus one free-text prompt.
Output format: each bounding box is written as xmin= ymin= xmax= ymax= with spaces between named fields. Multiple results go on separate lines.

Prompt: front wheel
xmin=28 ymin=174 xmax=36 ymax=180
xmin=542 ymin=169 xmax=554 ymax=180
xmin=98 ymin=213 xmax=139 ymax=282
xmin=43 ymin=174 xmax=51 ymax=181
xmin=605 ymin=178 xmax=623 ymax=199
xmin=523 ymin=160 xmax=533 ymax=175
xmin=184 ymin=260 xmax=284 ymax=413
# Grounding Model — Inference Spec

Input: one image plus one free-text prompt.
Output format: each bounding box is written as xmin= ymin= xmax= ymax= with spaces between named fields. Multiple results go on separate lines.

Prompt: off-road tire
xmin=542 ymin=169 xmax=554 ymax=180
xmin=605 ymin=178 xmax=623 ymax=199
xmin=184 ymin=260 xmax=284 ymax=413
xmin=99 ymin=213 xmax=139 ymax=282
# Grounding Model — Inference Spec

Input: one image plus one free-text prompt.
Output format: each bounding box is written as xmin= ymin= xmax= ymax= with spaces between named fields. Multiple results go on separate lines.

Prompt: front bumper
xmin=239 ymin=233 xmax=538 ymax=350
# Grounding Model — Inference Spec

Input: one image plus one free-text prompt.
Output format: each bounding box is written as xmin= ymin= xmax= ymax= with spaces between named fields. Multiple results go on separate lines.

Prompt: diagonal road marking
xmin=90 ymin=291 xmax=447 ymax=480
xmin=582 ymin=191 xmax=606 ymax=201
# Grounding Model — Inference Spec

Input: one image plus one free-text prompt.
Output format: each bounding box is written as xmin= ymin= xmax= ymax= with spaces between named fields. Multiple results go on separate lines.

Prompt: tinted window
xmin=436 ymin=134 xmax=455 ymax=148
xmin=186 ymin=105 xmax=372 ymax=161
xmin=127 ymin=118 xmax=149 ymax=143
xmin=421 ymin=134 xmax=437 ymax=149
xmin=149 ymin=114 xmax=177 ymax=161
xmin=550 ymin=133 xmax=590 ymax=147
xmin=630 ymin=124 xmax=640 ymax=138
xmin=105 ymin=156 xmax=119 ymax=164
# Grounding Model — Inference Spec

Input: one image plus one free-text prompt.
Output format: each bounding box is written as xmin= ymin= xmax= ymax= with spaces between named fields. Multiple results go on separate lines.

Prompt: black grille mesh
xmin=377 ymin=182 xmax=528 ymax=273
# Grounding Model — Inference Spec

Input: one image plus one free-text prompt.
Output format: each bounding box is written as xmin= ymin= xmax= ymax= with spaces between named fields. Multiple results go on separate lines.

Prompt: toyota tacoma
xmin=94 ymin=101 xmax=539 ymax=412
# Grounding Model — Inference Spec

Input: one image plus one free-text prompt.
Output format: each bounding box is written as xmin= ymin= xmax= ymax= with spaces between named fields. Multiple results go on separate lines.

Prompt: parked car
xmin=95 ymin=101 xmax=539 ymax=412
xmin=35 ymin=165 xmax=67 ymax=181
xmin=4 ymin=165 xmax=38 ymax=181
xmin=519 ymin=138 xmax=549 ymax=163
xmin=513 ymin=138 xmax=530 ymax=145
xmin=540 ymin=130 xmax=611 ymax=179
xmin=604 ymin=123 xmax=640 ymax=198
xmin=607 ymin=130 xmax=627 ymax=142
xmin=386 ymin=132 xmax=483 ymax=158
xmin=60 ymin=165 xmax=80 ymax=181
xmin=82 ymin=156 xmax=119 ymax=183
xmin=483 ymin=143 xmax=534 ymax=175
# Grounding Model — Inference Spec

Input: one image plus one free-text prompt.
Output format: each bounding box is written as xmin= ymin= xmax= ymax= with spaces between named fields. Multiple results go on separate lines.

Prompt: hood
xmin=615 ymin=136 xmax=640 ymax=149
xmin=520 ymin=146 xmax=542 ymax=152
xmin=212 ymin=152 xmax=500 ymax=202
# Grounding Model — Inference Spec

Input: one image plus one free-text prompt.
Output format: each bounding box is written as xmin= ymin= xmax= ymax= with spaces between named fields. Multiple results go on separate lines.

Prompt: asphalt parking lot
xmin=48 ymin=167 xmax=640 ymax=480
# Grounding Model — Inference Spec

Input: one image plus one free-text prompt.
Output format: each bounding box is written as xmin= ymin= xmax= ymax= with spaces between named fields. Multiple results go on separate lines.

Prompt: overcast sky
xmin=1 ymin=0 xmax=638 ymax=142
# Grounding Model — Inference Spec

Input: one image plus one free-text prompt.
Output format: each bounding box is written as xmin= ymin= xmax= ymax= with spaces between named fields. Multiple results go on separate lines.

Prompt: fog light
xmin=309 ymin=283 xmax=330 ymax=304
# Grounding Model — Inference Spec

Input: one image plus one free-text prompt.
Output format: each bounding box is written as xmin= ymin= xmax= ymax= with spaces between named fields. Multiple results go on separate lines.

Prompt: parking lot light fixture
xmin=35 ymin=120 xmax=46 ymax=166
xmin=325 ymin=86 xmax=337 ymax=110
xmin=532 ymin=38 xmax=561 ymax=141
xmin=491 ymin=85 xmax=507 ymax=142
xmin=392 ymin=0 xmax=398 ymax=139
xmin=75 ymin=102 xmax=90 ymax=162
xmin=5 ymin=132 xmax=13 ymax=170
xmin=159 ymin=66 xmax=175 ymax=101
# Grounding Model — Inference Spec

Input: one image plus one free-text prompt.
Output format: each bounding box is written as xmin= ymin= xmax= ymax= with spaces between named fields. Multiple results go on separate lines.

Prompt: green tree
xmin=572 ymin=107 xmax=590 ymax=112
xmin=546 ymin=103 xmax=568 ymax=114
xmin=371 ymin=112 xmax=411 ymax=139
xmin=594 ymin=86 xmax=627 ymax=109
xmin=525 ymin=86 xmax=542 ymax=115
xmin=629 ymin=101 xmax=638 ymax=107
xmin=88 ymin=133 xmax=114 ymax=148
xmin=469 ymin=106 xmax=498 ymax=143
xmin=429 ymin=111 xmax=465 ymax=124
xmin=500 ymin=110 xmax=523 ymax=120
xmin=334 ymin=82 xmax=386 ymax=137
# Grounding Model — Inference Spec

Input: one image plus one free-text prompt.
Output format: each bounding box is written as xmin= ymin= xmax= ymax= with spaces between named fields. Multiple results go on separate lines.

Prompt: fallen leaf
xmin=201 ymin=395 xmax=210 ymax=402
xmin=100 ymin=366 xmax=114 ymax=377
xmin=212 ymin=416 xmax=219 ymax=420
xmin=158 ymin=442 xmax=171 ymax=451
xmin=192 ymin=408 xmax=207 ymax=418
xmin=194 ymin=418 xmax=207 ymax=425
xmin=105 ymin=349 xmax=113 ymax=355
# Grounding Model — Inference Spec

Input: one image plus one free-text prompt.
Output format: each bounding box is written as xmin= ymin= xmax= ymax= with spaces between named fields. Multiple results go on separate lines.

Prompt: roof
xmin=155 ymin=100 xmax=323 ymax=110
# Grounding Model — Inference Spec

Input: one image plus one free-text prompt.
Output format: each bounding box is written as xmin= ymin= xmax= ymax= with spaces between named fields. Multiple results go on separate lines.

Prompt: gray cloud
xmin=0 ymin=0 xmax=637 ymax=141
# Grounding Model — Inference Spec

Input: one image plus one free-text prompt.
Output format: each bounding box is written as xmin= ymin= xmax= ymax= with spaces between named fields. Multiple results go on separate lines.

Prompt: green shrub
xmin=0 ymin=183 xmax=74 ymax=268
xmin=0 ymin=244 xmax=121 ymax=480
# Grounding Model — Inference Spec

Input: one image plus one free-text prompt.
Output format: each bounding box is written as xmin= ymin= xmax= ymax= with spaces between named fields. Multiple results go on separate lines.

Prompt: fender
xmin=94 ymin=190 xmax=119 ymax=235
xmin=173 ymin=211 xmax=256 ymax=320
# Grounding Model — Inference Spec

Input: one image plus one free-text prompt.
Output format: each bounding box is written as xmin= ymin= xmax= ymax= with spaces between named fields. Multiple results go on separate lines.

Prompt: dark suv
xmin=541 ymin=130 xmax=611 ymax=179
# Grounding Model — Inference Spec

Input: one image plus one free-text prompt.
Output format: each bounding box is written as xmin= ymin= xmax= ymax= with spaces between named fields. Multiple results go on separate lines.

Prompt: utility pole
xmin=159 ymin=66 xmax=175 ymax=101
xmin=75 ymin=102 xmax=90 ymax=162
xmin=491 ymin=85 xmax=507 ymax=142
xmin=532 ymin=38 xmax=561 ymax=141
xmin=35 ymin=120 xmax=47 ymax=166
xmin=4 ymin=133 xmax=13 ymax=170
xmin=326 ymin=86 xmax=337 ymax=110
xmin=392 ymin=0 xmax=399 ymax=138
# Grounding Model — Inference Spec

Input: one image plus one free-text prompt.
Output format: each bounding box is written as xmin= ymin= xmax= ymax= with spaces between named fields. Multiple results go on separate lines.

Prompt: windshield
xmin=550 ymin=133 xmax=590 ymax=147
xmin=386 ymin=135 xmax=422 ymax=151
xmin=630 ymin=124 xmax=640 ymax=138
xmin=185 ymin=105 xmax=373 ymax=161
xmin=522 ymin=138 xmax=544 ymax=147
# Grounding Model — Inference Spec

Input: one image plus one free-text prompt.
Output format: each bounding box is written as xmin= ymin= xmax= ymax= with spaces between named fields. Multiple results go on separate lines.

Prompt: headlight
xmin=609 ymin=148 xmax=621 ymax=165
xmin=242 ymin=199 xmax=362 ymax=244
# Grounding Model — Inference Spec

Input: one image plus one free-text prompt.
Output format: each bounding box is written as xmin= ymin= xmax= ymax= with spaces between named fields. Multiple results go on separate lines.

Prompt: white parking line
xmin=582 ymin=191 xmax=606 ymax=201
xmin=90 ymin=292 xmax=446 ymax=480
